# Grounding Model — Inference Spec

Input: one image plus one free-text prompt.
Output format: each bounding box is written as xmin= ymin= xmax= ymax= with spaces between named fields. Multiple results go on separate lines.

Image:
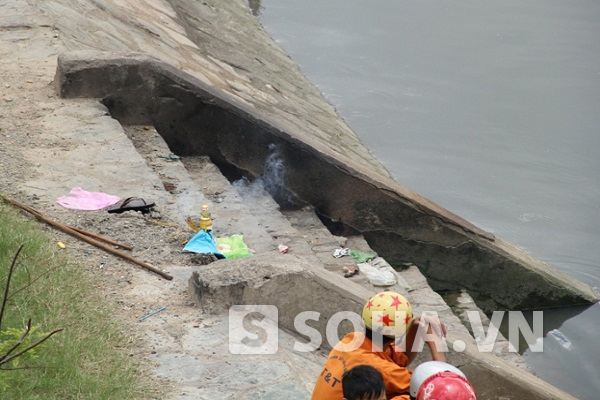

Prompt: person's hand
xmin=413 ymin=314 xmax=447 ymax=362
xmin=413 ymin=315 xmax=447 ymax=339
xmin=405 ymin=314 xmax=447 ymax=363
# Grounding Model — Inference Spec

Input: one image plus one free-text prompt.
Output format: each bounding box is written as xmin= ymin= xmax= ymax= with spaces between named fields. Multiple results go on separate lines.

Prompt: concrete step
xmin=122 ymin=124 xmax=528 ymax=371
xmin=123 ymin=125 xmax=327 ymax=262
xmin=124 ymin=125 xmax=280 ymax=254
xmin=280 ymin=208 xmax=530 ymax=369
xmin=123 ymin=124 xmax=410 ymax=297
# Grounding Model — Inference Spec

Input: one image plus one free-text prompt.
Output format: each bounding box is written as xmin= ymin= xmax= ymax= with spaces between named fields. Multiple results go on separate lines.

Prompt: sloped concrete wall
xmin=56 ymin=52 xmax=597 ymax=311
xmin=35 ymin=0 xmax=390 ymax=179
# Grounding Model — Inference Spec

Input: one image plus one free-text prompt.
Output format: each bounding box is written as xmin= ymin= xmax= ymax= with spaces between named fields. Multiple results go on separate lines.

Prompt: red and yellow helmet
xmin=362 ymin=291 xmax=413 ymax=338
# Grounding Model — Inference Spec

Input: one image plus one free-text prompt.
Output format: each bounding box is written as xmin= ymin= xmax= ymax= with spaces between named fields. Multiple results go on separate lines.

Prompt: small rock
xmin=3 ymin=98 xmax=13 ymax=103
xmin=163 ymin=181 xmax=177 ymax=193
xmin=4 ymin=84 xmax=10 ymax=88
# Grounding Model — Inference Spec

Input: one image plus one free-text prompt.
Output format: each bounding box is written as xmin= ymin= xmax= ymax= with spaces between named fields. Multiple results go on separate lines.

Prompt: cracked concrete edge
xmin=53 ymin=51 xmax=488 ymax=235
xmin=53 ymin=51 xmax=598 ymax=311
xmin=53 ymin=51 xmax=498 ymax=248
xmin=187 ymin=255 xmax=575 ymax=400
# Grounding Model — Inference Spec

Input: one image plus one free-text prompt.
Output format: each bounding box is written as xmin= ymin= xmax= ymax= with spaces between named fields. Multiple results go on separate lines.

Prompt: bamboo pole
xmin=66 ymin=225 xmax=133 ymax=251
xmin=1 ymin=195 xmax=173 ymax=281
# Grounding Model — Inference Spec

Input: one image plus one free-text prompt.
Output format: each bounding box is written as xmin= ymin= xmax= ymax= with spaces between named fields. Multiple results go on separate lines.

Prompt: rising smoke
xmin=233 ymin=144 xmax=297 ymax=208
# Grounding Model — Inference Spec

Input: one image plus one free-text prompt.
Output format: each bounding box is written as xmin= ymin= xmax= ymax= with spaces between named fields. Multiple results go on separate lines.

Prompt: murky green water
xmin=259 ymin=1 xmax=600 ymax=398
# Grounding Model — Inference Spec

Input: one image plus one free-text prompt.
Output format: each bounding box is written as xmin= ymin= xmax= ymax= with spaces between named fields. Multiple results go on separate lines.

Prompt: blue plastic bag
xmin=183 ymin=230 xmax=225 ymax=259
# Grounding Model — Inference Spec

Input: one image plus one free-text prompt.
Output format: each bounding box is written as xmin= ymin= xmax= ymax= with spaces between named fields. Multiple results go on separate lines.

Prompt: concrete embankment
xmin=31 ymin=0 xmax=595 ymax=310
xmin=56 ymin=50 xmax=597 ymax=312
xmin=1 ymin=0 xmax=593 ymax=399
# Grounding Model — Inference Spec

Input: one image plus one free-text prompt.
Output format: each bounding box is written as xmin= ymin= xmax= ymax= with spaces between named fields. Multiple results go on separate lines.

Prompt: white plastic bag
xmin=357 ymin=262 xmax=397 ymax=286
xmin=370 ymin=257 xmax=410 ymax=289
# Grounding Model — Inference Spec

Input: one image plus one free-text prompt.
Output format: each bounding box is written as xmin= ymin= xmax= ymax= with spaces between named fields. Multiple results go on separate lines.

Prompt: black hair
xmin=342 ymin=365 xmax=385 ymax=400
xmin=365 ymin=327 xmax=395 ymax=346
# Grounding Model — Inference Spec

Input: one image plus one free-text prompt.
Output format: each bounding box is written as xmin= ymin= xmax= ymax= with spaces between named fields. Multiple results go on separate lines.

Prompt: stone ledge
xmin=55 ymin=51 xmax=598 ymax=311
xmin=188 ymin=254 xmax=369 ymax=339
xmin=188 ymin=255 xmax=576 ymax=400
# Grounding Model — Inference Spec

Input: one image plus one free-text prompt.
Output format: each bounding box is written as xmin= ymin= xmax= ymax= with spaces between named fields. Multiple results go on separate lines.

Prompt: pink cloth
xmin=57 ymin=187 xmax=120 ymax=211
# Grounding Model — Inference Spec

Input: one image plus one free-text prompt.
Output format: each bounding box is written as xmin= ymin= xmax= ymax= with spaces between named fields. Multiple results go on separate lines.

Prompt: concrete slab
xmin=54 ymin=51 xmax=597 ymax=312
xmin=187 ymin=254 xmax=576 ymax=399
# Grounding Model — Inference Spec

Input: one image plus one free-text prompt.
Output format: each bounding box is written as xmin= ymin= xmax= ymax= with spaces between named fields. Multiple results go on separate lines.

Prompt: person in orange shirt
xmin=311 ymin=291 xmax=446 ymax=400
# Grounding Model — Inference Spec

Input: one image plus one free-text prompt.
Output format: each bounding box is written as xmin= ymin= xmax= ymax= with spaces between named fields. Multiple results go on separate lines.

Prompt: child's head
xmin=342 ymin=365 xmax=386 ymax=400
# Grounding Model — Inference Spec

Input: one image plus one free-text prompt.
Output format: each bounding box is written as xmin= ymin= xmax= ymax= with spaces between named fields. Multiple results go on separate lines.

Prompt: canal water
xmin=257 ymin=1 xmax=600 ymax=398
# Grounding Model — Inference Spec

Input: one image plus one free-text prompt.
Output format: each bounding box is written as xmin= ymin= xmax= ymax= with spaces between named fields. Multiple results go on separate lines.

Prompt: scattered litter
xmin=57 ymin=187 xmax=120 ymax=211
xmin=219 ymin=243 xmax=231 ymax=252
xmin=183 ymin=230 xmax=224 ymax=259
xmin=4 ymin=195 xmax=173 ymax=278
xmin=548 ymin=329 xmax=572 ymax=350
xmin=107 ymin=197 xmax=155 ymax=214
xmin=350 ymin=249 xmax=376 ymax=263
xmin=139 ymin=306 xmax=167 ymax=322
xmin=211 ymin=192 xmax=225 ymax=203
xmin=343 ymin=265 xmax=358 ymax=278
xmin=371 ymin=257 xmax=411 ymax=289
xmin=199 ymin=205 xmax=213 ymax=232
xmin=147 ymin=218 xmax=178 ymax=228
xmin=333 ymin=248 xmax=350 ymax=258
xmin=158 ymin=153 xmax=181 ymax=161
xmin=278 ymin=244 xmax=289 ymax=254
xmin=57 ymin=241 xmax=66 ymax=249
xmin=357 ymin=262 xmax=397 ymax=286
xmin=187 ymin=206 xmax=214 ymax=232
xmin=216 ymin=235 xmax=252 ymax=259
xmin=186 ymin=216 xmax=200 ymax=232
xmin=162 ymin=181 xmax=177 ymax=193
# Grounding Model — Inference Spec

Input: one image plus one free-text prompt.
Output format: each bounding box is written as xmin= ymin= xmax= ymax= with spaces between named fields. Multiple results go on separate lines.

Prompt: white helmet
xmin=410 ymin=361 xmax=467 ymax=398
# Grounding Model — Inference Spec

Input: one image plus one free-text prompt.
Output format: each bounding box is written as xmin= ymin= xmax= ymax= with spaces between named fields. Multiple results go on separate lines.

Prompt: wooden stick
xmin=4 ymin=199 xmax=131 ymax=249
xmin=66 ymin=226 xmax=133 ymax=251
xmin=1 ymin=196 xmax=173 ymax=281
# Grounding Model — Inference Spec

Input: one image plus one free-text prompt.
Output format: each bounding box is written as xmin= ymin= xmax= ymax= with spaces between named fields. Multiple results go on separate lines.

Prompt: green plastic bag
xmin=350 ymin=249 xmax=376 ymax=264
xmin=216 ymin=235 xmax=252 ymax=259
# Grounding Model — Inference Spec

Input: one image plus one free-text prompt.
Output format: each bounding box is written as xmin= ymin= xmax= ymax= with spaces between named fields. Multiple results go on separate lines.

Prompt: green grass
xmin=0 ymin=204 xmax=157 ymax=399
